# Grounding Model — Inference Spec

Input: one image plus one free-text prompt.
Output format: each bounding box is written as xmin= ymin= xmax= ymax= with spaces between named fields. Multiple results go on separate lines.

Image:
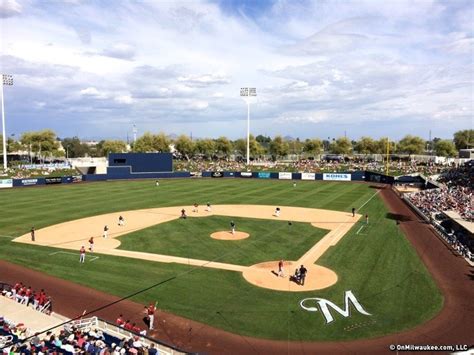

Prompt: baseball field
xmin=0 ymin=179 xmax=443 ymax=342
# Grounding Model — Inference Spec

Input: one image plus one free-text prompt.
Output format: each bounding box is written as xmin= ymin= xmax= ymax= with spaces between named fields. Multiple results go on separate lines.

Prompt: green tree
xmin=20 ymin=129 xmax=61 ymax=157
xmin=355 ymin=137 xmax=377 ymax=154
xmin=100 ymin=140 xmax=127 ymax=155
xmin=269 ymin=135 xmax=289 ymax=158
xmin=453 ymin=129 xmax=473 ymax=150
xmin=303 ymin=139 xmax=323 ymax=156
xmin=397 ymin=135 xmax=425 ymax=155
xmin=434 ymin=140 xmax=457 ymax=157
xmin=195 ymin=138 xmax=216 ymax=159
xmin=233 ymin=135 xmax=263 ymax=159
xmin=153 ymin=133 xmax=171 ymax=153
xmin=330 ymin=137 xmax=352 ymax=155
xmin=133 ymin=132 xmax=170 ymax=153
xmin=133 ymin=132 xmax=155 ymax=152
xmin=249 ymin=135 xmax=264 ymax=157
xmin=233 ymin=139 xmax=246 ymax=156
xmin=255 ymin=135 xmax=272 ymax=151
xmin=215 ymin=136 xmax=232 ymax=158
xmin=61 ymin=137 xmax=90 ymax=158
xmin=174 ymin=135 xmax=195 ymax=160
xmin=375 ymin=138 xmax=397 ymax=154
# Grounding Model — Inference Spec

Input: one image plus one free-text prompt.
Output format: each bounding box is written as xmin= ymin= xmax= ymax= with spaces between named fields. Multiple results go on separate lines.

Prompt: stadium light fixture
xmin=1 ymin=74 xmax=13 ymax=171
xmin=240 ymin=87 xmax=257 ymax=165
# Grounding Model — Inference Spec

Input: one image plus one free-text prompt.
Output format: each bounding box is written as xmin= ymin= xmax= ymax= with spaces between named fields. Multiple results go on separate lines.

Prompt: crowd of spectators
xmin=407 ymin=186 xmax=472 ymax=222
xmin=1 ymin=320 xmax=160 ymax=354
xmin=174 ymin=157 xmax=452 ymax=176
xmin=407 ymin=162 xmax=473 ymax=222
xmin=1 ymin=282 xmax=52 ymax=314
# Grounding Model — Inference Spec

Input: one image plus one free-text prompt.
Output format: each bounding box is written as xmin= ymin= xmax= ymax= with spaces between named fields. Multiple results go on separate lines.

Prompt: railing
xmin=66 ymin=317 xmax=98 ymax=332
xmin=96 ymin=318 xmax=187 ymax=355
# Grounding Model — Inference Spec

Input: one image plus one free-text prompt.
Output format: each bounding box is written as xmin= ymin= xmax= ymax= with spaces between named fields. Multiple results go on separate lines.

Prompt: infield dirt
xmin=14 ymin=205 xmax=360 ymax=291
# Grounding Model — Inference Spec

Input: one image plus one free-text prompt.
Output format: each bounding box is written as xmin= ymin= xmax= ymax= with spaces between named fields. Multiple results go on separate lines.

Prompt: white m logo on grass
xmin=300 ymin=290 xmax=371 ymax=324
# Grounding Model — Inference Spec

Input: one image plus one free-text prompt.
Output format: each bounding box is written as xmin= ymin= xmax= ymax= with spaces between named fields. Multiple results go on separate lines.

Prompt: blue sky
xmin=0 ymin=0 xmax=472 ymax=141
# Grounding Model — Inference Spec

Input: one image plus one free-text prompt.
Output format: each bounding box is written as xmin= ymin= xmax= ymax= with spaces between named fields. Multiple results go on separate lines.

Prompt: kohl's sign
xmin=323 ymin=173 xmax=351 ymax=181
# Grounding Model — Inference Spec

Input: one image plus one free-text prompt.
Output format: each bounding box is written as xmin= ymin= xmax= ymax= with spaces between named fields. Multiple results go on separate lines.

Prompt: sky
xmin=0 ymin=0 xmax=473 ymax=141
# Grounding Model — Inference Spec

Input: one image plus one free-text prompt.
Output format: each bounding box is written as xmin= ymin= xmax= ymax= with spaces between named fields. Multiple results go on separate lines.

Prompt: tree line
xmin=1 ymin=129 xmax=472 ymax=160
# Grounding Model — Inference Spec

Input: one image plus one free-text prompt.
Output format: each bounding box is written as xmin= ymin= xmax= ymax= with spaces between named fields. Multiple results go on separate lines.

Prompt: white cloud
xmin=177 ymin=73 xmax=230 ymax=86
xmin=0 ymin=0 xmax=21 ymax=18
xmin=2 ymin=0 xmax=472 ymax=140
xmin=114 ymin=95 xmax=133 ymax=104
xmin=80 ymin=87 xmax=107 ymax=99
xmin=99 ymin=43 xmax=136 ymax=60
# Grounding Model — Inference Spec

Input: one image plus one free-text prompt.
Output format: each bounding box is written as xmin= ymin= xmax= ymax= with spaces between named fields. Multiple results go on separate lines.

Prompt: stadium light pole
xmin=240 ymin=87 xmax=257 ymax=165
xmin=1 ymin=74 xmax=13 ymax=171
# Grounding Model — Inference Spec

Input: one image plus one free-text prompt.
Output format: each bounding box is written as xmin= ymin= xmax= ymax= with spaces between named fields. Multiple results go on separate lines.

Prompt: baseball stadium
xmin=0 ymin=151 xmax=473 ymax=354
xmin=1 ymin=1 xmax=473 ymax=354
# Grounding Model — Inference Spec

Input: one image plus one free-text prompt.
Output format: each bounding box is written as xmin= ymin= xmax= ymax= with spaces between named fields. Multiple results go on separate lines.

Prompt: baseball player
xmin=274 ymin=207 xmax=281 ymax=217
xmin=299 ymin=265 xmax=308 ymax=286
xmin=155 ymin=180 xmax=160 ymax=186
xmin=277 ymin=259 xmax=285 ymax=277
xmin=230 ymin=221 xmax=235 ymax=235
xmin=180 ymin=209 xmax=187 ymax=219
xmin=365 ymin=214 xmax=369 ymax=225
xmin=193 ymin=203 xmax=199 ymax=213
xmin=205 ymin=202 xmax=212 ymax=212
xmin=352 ymin=207 xmax=356 ymax=217
xmin=88 ymin=237 xmax=94 ymax=252
xmin=146 ymin=302 xmax=157 ymax=330
xmin=103 ymin=225 xmax=109 ymax=238
xmin=30 ymin=227 xmax=35 ymax=242
xmin=118 ymin=215 xmax=125 ymax=226
xmin=79 ymin=246 xmax=86 ymax=263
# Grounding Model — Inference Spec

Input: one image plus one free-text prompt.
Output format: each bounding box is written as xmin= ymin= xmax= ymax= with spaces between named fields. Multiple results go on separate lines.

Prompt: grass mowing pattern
xmin=0 ymin=179 xmax=443 ymax=341
xmin=118 ymin=216 xmax=328 ymax=266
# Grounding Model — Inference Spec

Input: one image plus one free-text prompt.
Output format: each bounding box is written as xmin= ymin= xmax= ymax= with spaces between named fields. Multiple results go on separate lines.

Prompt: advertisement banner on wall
xmin=0 ymin=179 xmax=13 ymax=188
xmin=301 ymin=173 xmax=316 ymax=180
xmin=240 ymin=172 xmax=252 ymax=178
xmin=258 ymin=172 xmax=271 ymax=179
xmin=20 ymin=178 xmax=39 ymax=186
xmin=45 ymin=177 xmax=62 ymax=184
xmin=323 ymin=173 xmax=351 ymax=181
xmin=278 ymin=172 xmax=292 ymax=180
xmin=72 ymin=175 xmax=83 ymax=183
xmin=211 ymin=172 xmax=224 ymax=178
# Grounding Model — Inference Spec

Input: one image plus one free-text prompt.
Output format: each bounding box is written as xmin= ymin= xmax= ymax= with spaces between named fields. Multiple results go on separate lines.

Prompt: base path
xmin=14 ymin=205 xmax=360 ymax=292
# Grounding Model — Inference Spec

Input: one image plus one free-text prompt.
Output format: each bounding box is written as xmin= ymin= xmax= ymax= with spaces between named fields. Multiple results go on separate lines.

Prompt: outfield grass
xmin=118 ymin=216 xmax=328 ymax=266
xmin=0 ymin=179 xmax=443 ymax=341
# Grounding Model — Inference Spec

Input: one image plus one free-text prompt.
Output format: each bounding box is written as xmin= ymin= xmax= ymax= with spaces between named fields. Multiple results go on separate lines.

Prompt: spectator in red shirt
xmin=132 ymin=323 xmax=141 ymax=333
xmin=124 ymin=320 xmax=133 ymax=330
xmin=116 ymin=314 xmax=124 ymax=327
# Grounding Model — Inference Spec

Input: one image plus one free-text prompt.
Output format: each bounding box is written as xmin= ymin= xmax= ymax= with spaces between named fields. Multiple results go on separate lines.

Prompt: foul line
xmin=358 ymin=190 xmax=380 ymax=211
xmin=356 ymin=225 xmax=365 ymax=235
xmin=49 ymin=251 xmax=99 ymax=262
xmin=0 ymin=235 xmax=14 ymax=239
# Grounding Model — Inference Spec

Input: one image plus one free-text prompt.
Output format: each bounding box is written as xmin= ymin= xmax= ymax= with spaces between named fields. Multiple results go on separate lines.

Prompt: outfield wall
xmin=3 ymin=170 xmax=393 ymax=189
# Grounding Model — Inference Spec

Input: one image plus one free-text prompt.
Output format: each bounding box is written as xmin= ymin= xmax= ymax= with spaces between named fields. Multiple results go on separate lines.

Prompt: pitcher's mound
xmin=210 ymin=231 xmax=250 ymax=240
xmin=242 ymin=261 xmax=338 ymax=291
